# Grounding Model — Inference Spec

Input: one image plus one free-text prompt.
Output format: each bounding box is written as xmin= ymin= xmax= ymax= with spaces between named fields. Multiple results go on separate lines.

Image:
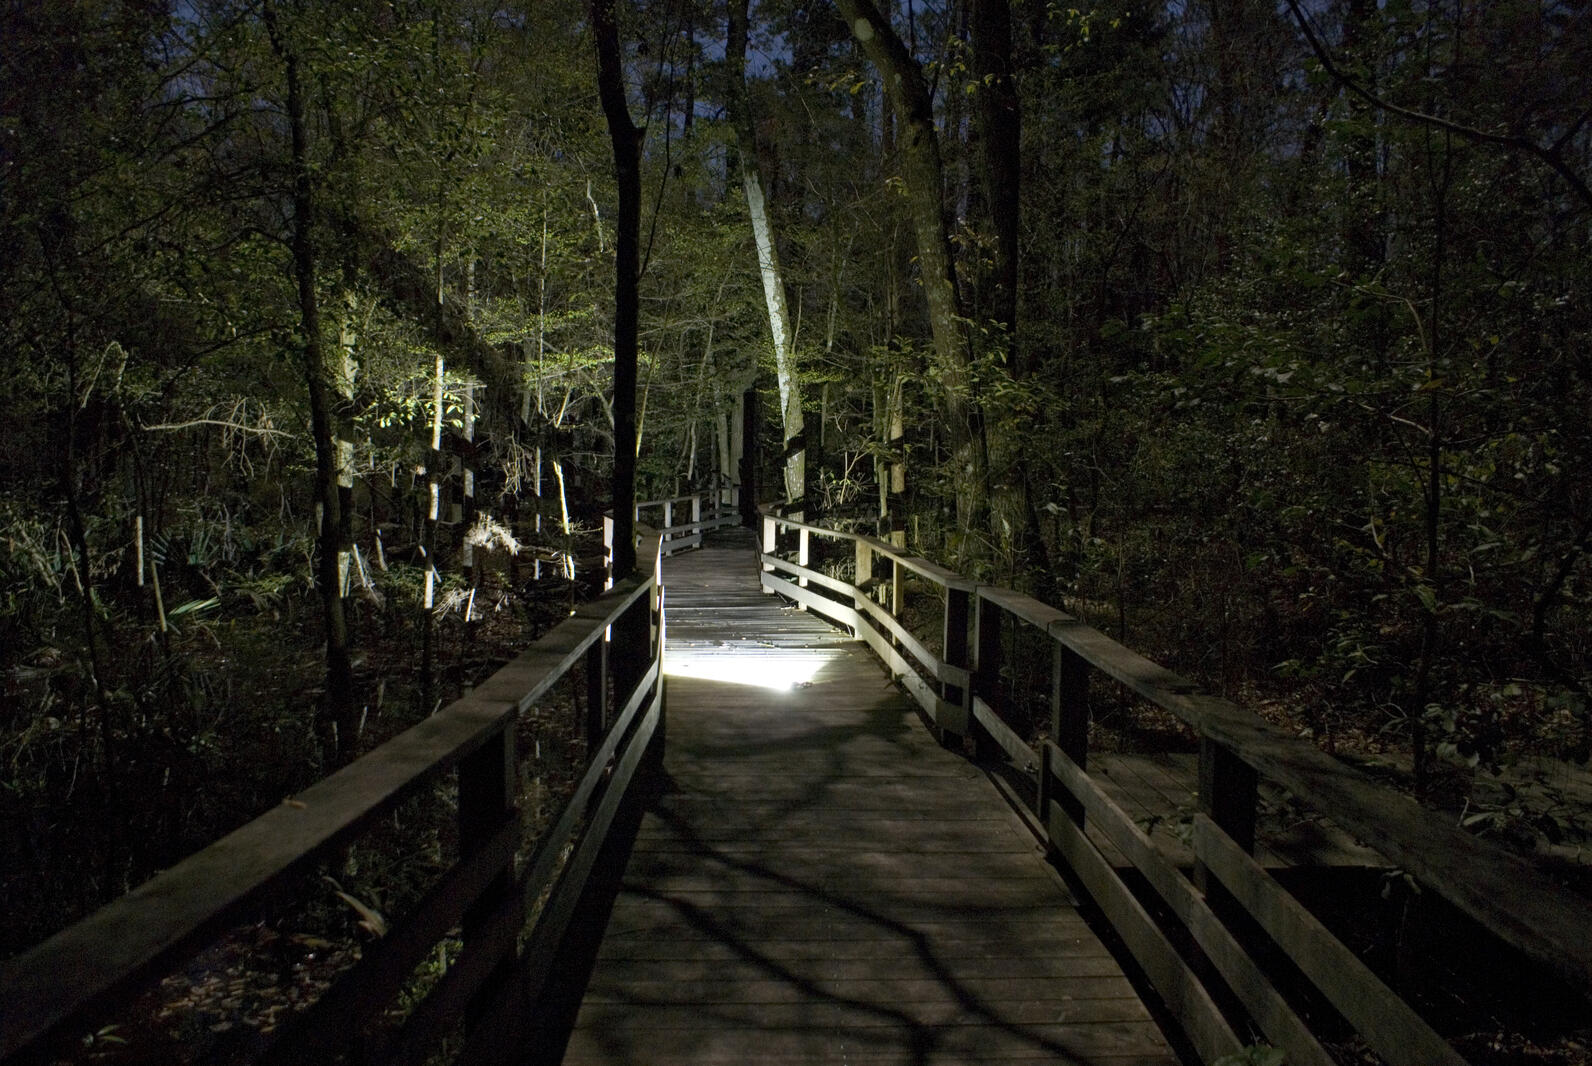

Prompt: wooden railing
xmin=0 ymin=530 xmax=668 ymax=1066
xmin=759 ymin=508 xmax=1592 ymax=1066
xmin=604 ymin=490 xmax=743 ymax=566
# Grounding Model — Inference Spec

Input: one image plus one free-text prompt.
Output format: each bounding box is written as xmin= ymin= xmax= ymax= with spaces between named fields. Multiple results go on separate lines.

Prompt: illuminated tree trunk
xmin=335 ymin=291 xmax=359 ymax=601
xmin=421 ymin=349 xmax=444 ymax=715
xmin=728 ymin=0 xmax=805 ymax=515
xmin=834 ymin=0 xmax=990 ymax=542
xmin=590 ymin=0 xmax=639 ymax=580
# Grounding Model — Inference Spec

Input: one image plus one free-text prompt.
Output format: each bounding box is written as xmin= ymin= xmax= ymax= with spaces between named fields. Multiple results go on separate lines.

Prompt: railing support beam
xmin=1195 ymin=737 xmax=1258 ymax=903
xmin=761 ymin=513 xmax=777 ymax=586
xmin=585 ymin=634 xmax=609 ymax=750
xmin=458 ymin=724 xmax=519 ymax=1030
xmin=940 ymin=586 xmax=971 ymax=743
xmin=971 ymin=595 xmax=1002 ymax=758
xmin=1042 ymin=644 xmax=1089 ymax=827
xmin=853 ymin=540 xmax=872 ymax=640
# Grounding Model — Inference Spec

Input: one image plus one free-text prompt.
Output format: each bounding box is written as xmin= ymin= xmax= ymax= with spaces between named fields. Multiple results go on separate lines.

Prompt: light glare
xmin=665 ymin=650 xmax=836 ymax=690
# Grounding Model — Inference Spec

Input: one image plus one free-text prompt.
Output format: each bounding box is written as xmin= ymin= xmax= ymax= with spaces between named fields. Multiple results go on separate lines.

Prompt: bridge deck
xmin=556 ymin=530 xmax=1180 ymax=1065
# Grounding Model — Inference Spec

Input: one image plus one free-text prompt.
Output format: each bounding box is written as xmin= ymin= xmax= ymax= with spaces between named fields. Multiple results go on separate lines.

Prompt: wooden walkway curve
xmin=556 ymin=529 xmax=1179 ymax=1065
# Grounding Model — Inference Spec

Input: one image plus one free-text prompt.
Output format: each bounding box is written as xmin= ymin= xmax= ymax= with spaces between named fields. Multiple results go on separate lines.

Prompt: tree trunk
xmin=590 ymin=0 xmax=640 ymax=580
xmin=834 ymin=0 xmax=990 ymax=543
xmin=728 ymin=0 xmax=806 ymax=515
xmin=336 ymin=290 xmax=359 ymax=602
xmin=269 ymin=6 xmax=356 ymax=761
xmin=738 ymin=385 xmax=758 ymax=526
xmin=970 ymin=0 xmax=1050 ymax=589
xmin=971 ymin=0 xmax=1020 ymax=354
xmin=422 ymin=350 xmax=444 ymax=716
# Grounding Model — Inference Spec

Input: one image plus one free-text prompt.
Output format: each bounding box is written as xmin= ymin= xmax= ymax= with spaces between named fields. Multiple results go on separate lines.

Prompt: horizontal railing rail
xmin=1 ymin=530 xmax=669 ymax=1066
xmin=605 ymin=491 xmax=742 ymax=563
xmin=758 ymin=507 xmax=1592 ymax=1065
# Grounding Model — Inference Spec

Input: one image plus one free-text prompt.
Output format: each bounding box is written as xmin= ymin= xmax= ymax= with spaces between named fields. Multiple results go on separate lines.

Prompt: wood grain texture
xmin=558 ymin=529 xmax=1177 ymax=1066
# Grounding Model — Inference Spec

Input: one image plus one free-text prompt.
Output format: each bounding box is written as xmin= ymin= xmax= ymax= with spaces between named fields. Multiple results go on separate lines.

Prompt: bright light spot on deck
xmin=665 ymin=650 xmax=838 ymax=690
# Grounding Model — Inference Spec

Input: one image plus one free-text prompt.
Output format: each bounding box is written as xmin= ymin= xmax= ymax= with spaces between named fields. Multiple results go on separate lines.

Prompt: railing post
xmin=1042 ymin=642 xmax=1090 ymax=826
xmin=663 ymin=499 xmax=674 ymax=544
xmin=854 ymin=539 xmax=872 ymax=638
xmin=586 ymin=632 xmax=609 ymax=750
xmin=458 ymin=723 xmax=519 ymax=1028
xmin=761 ymin=513 xmax=777 ymax=585
xmin=797 ymin=526 xmax=810 ymax=597
xmin=602 ymin=514 xmax=615 ymax=590
xmin=613 ymin=590 xmax=650 ymax=708
xmin=691 ymin=494 xmax=702 ymax=543
xmin=890 ymin=556 xmax=903 ymax=631
xmin=1195 ymin=737 xmax=1258 ymax=900
xmin=650 ymin=565 xmax=666 ymax=759
xmin=940 ymin=585 xmax=971 ymax=744
xmin=972 ymin=593 xmax=1002 ymax=757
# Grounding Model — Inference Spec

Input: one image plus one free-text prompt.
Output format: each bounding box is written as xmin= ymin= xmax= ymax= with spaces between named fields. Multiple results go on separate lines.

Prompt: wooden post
xmin=1043 ymin=642 xmax=1089 ymax=826
xmin=854 ymin=539 xmax=872 ymax=639
xmin=663 ymin=499 xmax=674 ymax=543
xmin=586 ymin=634 xmax=609 ymax=751
xmin=652 ymin=572 xmax=666 ymax=758
xmin=603 ymin=514 xmax=615 ymax=590
xmin=613 ymin=593 xmax=650 ymax=707
xmin=941 ymin=585 xmax=971 ymax=744
xmin=972 ymin=593 xmax=1003 ymax=758
xmin=1195 ymin=737 xmax=1258 ymax=900
xmin=691 ymin=494 xmax=702 ymax=544
xmin=458 ymin=723 xmax=518 ymax=1028
xmin=890 ymin=557 xmax=903 ymax=627
xmin=761 ymin=514 xmax=777 ymax=584
xmin=797 ymin=526 xmax=810 ymax=595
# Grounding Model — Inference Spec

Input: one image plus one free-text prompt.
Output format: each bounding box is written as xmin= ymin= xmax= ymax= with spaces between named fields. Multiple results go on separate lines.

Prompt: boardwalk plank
xmin=582 ymin=975 xmax=1145 ymax=1005
xmin=563 ymin=1021 xmax=1177 ymax=1064
xmin=585 ymin=953 xmax=1127 ymax=982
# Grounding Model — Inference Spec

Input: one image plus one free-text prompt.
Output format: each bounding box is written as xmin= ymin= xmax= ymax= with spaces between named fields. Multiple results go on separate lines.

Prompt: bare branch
xmin=139 ymin=418 xmax=295 ymax=439
xmin=1283 ymin=0 xmax=1592 ymax=210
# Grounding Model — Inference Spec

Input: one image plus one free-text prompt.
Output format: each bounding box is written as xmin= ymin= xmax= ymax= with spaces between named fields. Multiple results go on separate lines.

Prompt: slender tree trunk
xmin=461 ymin=383 xmax=476 ymax=587
xmin=1338 ymin=0 xmax=1383 ymax=273
xmin=422 ymin=349 xmax=444 ymax=715
xmin=590 ymin=0 xmax=640 ymax=580
xmin=269 ymin=6 xmax=356 ymax=759
xmin=728 ymin=0 xmax=805 ymax=514
xmin=336 ymin=290 xmax=359 ymax=601
xmin=738 ymin=385 xmax=757 ymax=526
xmin=1411 ymin=131 xmax=1453 ymax=795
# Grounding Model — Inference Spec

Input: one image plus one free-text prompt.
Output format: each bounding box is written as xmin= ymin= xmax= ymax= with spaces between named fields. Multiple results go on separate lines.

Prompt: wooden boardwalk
xmin=556 ymin=530 xmax=1180 ymax=1065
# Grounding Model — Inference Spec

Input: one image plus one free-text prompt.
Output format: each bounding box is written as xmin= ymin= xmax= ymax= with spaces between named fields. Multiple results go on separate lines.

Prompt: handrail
xmin=0 ymin=529 xmax=669 ymax=1065
xmin=757 ymin=507 xmax=1592 ymax=1064
xmin=608 ymin=491 xmax=741 ymax=562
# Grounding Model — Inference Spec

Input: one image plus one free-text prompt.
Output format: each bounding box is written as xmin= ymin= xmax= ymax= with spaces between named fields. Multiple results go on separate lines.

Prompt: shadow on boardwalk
xmin=528 ymin=533 xmax=1180 ymax=1066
